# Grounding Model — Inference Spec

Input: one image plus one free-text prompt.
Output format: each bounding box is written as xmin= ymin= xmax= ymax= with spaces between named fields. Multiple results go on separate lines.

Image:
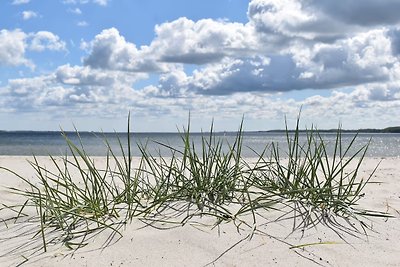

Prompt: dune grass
xmin=249 ymin=117 xmax=388 ymax=237
xmin=136 ymin=118 xmax=248 ymax=225
xmin=0 ymin=115 xmax=391 ymax=258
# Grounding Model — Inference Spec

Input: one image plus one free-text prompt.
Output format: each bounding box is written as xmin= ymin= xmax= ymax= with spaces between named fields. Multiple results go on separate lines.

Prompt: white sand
xmin=0 ymin=156 xmax=399 ymax=266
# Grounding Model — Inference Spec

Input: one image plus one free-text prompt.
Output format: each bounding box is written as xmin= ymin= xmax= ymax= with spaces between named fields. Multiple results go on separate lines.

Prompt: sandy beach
xmin=0 ymin=156 xmax=399 ymax=267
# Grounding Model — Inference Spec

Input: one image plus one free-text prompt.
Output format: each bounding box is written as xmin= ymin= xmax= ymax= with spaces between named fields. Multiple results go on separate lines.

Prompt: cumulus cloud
xmin=67 ymin=7 xmax=82 ymax=15
xmin=83 ymin=28 xmax=162 ymax=72
xmin=151 ymin=17 xmax=256 ymax=64
xmin=292 ymin=28 xmax=397 ymax=87
xmin=299 ymin=83 xmax=400 ymax=129
xmin=389 ymin=28 xmax=400 ymax=55
xmin=157 ymin=27 xmax=398 ymax=95
xmin=0 ymin=29 xmax=33 ymax=68
xmin=93 ymin=0 xmax=108 ymax=6
xmin=312 ymin=0 xmax=400 ymax=27
xmin=247 ymin=0 xmax=351 ymax=44
xmin=22 ymin=10 xmax=38 ymax=20
xmin=158 ymin=67 xmax=189 ymax=96
xmin=3 ymin=75 xmax=60 ymax=111
xmin=82 ymin=18 xmax=257 ymax=72
xmin=55 ymin=64 xmax=146 ymax=87
xmin=1 ymin=63 xmax=400 ymax=130
xmin=77 ymin=21 xmax=89 ymax=27
xmin=12 ymin=0 xmax=30 ymax=5
xmin=248 ymin=0 xmax=400 ymax=44
xmin=78 ymin=0 xmax=400 ymax=97
xmin=62 ymin=0 xmax=109 ymax=6
xmin=0 ymin=29 xmax=66 ymax=68
xmin=62 ymin=0 xmax=87 ymax=4
xmin=188 ymin=56 xmax=301 ymax=95
xmin=0 ymin=64 xmax=154 ymax=118
xmin=29 ymin=31 xmax=66 ymax=51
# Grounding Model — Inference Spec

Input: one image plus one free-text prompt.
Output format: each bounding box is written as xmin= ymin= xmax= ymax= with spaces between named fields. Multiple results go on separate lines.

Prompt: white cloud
xmin=0 ymin=64 xmax=151 ymax=118
xmin=63 ymin=0 xmax=89 ymax=4
xmin=29 ymin=31 xmax=66 ymax=51
xmin=68 ymin=8 xmax=82 ymax=15
xmin=93 ymin=0 xmax=108 ymax=6
xmin=12 ymin=0 xmax=30 ymax=5
xmin=82 ymin=16 xmax=259 ymax=73
xmin=82 ymin=18 xmax=257 ymax=74
xmin=3 ymin=75 xmax=56 ymax=111
xmin=164 ymin=27 xmax=398 ymax=95
xmin=55 ymin=64 xmax=146 ymax=87
xmin=311 ymin=0 xmax=400 ymax=27
xmin=0 ymin=29 xmax=33 ymax=68
xmin=79 ymin=11 xmax=399 ymax=96
xmin=150 ymin=17 xmax=257 ymax=64
xmin=299 ymin=83 xmax=400 ymax=129
xmin=77 ymin=21 xmax=89 ymax=27
xmin=1 ymin=62 xmax=400 ymax=130
xmin=22 ymin=10 xmax=38 ymax=20
xmin=290 ymin=28 xmax=397 ymax=87
xmin=248 ymin=0 xmax=400 ymax=44
xmin=71 ymin=0 xmax=400 ymax=113
xmin=0 ymin=29 xmax=67 ymax=69
xmin=83 ymin=28 xmax=163 ymax=72
xmin=247 ymin=0 xmax=350 ymax=45
xmin=158 ymin=67 xmax=189 ymax=96
xmin=62 ymin=0 xmax=109 ymax=6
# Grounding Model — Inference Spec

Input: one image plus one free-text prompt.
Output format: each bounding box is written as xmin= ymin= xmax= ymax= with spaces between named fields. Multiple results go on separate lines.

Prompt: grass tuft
xmin=250 ymin=115 xmax=390 ymax=235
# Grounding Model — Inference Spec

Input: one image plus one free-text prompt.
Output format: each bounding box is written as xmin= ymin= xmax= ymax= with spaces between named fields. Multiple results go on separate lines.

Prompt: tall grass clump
xmin=136 ymin=118 xmax=249 ymax=223
xmin=0 ymin=116 xmax=142 ymax=253
xmin=250 ymin=116 xmax=389 ymax=234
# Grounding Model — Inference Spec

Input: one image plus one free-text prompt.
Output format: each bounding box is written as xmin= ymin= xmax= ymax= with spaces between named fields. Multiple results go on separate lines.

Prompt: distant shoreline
xmin=259 ymin=126 xmax=400 ymax=134
xmin=1 ymin=126 xmax=400 ymax=134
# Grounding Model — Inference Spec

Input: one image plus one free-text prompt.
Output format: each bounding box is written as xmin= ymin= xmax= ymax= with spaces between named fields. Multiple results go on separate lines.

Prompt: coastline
xmin=0 ymin=156 xmax=399 ymax=266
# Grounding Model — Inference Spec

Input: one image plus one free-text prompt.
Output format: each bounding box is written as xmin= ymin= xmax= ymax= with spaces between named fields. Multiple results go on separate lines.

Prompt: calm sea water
xmin=0 ymin=131 xmax=399 ymax=157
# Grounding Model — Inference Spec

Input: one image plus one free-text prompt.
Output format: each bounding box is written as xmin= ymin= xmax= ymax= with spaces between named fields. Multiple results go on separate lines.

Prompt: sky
xmin=1 ymin=0 xmax=400 ymax=132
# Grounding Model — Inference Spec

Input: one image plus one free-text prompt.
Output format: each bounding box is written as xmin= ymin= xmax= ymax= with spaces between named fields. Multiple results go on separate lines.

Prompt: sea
xmin=0 ymin=131 xmax=399 ymax=158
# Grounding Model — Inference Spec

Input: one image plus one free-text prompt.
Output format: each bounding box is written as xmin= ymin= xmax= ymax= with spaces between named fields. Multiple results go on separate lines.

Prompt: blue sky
xmin=1 ymin=0 xmax=400 ymax=132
